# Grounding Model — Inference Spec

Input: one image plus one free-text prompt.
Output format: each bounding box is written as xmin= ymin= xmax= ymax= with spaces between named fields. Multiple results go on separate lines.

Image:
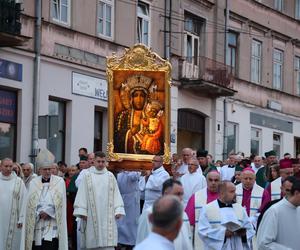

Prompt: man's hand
xmin=39 ymin=211 xmax=50 ymax=220
xmin=225 ymin=230 xmax=234 ymax=238
xmin=235 ymin=228 xmax=246 ymax=237
xmin=80 ymin=215 xmax=87 ymax=221
xmin=115 ymin=214 xmax=123 ymax=219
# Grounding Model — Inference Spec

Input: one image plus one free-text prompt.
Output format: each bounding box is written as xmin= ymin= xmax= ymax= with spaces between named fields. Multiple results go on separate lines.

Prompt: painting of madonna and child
xmin=113 ymin=72 xmax=167 ymax=156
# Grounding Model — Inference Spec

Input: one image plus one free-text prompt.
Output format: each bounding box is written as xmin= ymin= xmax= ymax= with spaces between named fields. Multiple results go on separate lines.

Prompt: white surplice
xmin=257 ymin=198 xmax=300 ymax=250
xmin=139 ymin=166 xmax=170 ymax=212
xmin=198 ymin=200 xmax=255 ymax=250
xmin=181 ymin=171 xmax=207 ymax=207
xmin=117 ymin=171 xmax=141 ymax=245
xmin=136 ymin=205 xmax=193 ymax=250
xmin=134 ymin=232 xmax=175 ymax=250
xmin=0 ymin=173 xmax=26 ymax=250
xmin=20 ymin=175 xmax=68 ymax=250
xmin=74 ymin=167 xmax=125 ymax=249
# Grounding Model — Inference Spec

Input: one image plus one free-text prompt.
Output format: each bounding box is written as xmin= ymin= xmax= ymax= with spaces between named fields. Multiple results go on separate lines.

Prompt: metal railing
xmin=0 ymin=0 xmax=21 ymax=35
xmin=181 ymin=56 xmax=234 ymax=89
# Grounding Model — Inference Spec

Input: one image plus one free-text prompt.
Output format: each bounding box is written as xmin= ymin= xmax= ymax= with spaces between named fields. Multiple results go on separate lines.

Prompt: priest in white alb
xmin=198 ymin=181 xmax=255 ymax=250
xmin=257 ymin=178 xmax=300 ymax=250
xmin=73 ymin=151 xmax=125 ymax=250
xmin=136 ymin=178 xmax=193 ymax=250
xmin=0 ymin=158 xmax=27 ymax=250
xmin=139 ymin=155 xmax=170 ymax=211
xmin=21 ymin=148 xmax=68 ymax=250
xmin=181 ymin=157 xmax=207 ymax=206
xmin=185 ymin=170 xmax=220 ymax=249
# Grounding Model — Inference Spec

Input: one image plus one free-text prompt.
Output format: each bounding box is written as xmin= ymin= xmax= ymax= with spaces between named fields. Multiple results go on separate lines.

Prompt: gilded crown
xmin=124 ymin=74 xmax=153 ymax=94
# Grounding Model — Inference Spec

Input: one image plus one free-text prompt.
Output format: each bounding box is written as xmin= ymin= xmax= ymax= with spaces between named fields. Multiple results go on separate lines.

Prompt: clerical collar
xmin=218 ymin=199 xmax=233 ymax=208
xmin=42 ymin=177 xmax=50 ymax=183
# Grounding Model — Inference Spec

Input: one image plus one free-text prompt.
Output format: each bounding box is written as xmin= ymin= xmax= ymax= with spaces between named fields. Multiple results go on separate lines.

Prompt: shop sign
xmin=72 ymin=72 xmax=107 ymax=101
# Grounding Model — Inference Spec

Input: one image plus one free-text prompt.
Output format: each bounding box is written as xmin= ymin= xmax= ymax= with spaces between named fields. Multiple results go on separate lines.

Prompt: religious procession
xmin=2 ymin=1 xmax=300 ymax=249
xmin=1 ymin=147 xmax=300 ymax=250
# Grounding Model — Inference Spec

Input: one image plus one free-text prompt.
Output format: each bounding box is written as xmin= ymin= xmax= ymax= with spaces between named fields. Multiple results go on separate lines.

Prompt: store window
xmin=94 ymin=109 xmax=103 ymax=152
xmin=251 ymin=127 xmax=261 ymax=156
xmin=273 ymin=133 xmax=281 ymax=157
xmin=0 ymin=89 xmax=17 ymax=160
xmin=48 ymin=99 xmax=66 ymax=162
xmin=227 ymin=122 xmax=238 ymax=157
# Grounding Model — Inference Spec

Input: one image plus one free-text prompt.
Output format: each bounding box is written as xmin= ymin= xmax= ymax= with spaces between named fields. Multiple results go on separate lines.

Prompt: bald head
xmin=149 ymin=195 xmax=183 ymax=235
xmin=218 ymin=181 xmax=236 ymax=204
xmin=1 ymin=158 xmax=13 ymax=176
xmin=206 ymin=171 xmax=221 ymax=193
xmin=182 ymin=148 xmax=192 ymax=164
xmin=241 ymin=170 xmax=256 ymax=190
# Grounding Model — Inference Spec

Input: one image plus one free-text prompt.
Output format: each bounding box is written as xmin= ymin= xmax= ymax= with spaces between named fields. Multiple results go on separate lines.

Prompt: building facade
xmin=0 ymin=0 xmax=300 ymax=164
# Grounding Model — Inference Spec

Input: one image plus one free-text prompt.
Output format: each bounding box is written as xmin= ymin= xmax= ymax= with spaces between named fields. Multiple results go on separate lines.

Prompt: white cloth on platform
xmin=177 ymin=163 xmax=189 ymax=175
xmin=21 ymin=175 xmax=68 ymax=250
xmin=198 ymin=200 xmax=255 ymax=250
xmin=139 ymin=166 xmax=170 ymax=212
xmin=74 ymin=167 xmax=125 ymax=249
xmin=117 ymin=171 xmax=141 ymax=245
xmin=136 ymin=205 xmax=193 ymax=250
xmin=220 ymin=165 xmax=236 ymax=181
xmin=0 ymin=173 xmax=26 ymax=250
xmin=181 ymin=171 xmax=207 ymax=207
xmin=257 ymin=198 xmax=300 ymax=250
xmin=135 ymin=232 xmax=175 ymax=250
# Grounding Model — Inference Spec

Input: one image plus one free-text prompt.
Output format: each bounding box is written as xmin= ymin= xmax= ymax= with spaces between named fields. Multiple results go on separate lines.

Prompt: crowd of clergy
xmin=1 ymin=146 xmax=300 ymax=250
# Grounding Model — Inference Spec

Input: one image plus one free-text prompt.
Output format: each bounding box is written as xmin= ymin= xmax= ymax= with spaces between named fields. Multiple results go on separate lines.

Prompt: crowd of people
xmin=1 ymin=146 xmax=300 ymax=250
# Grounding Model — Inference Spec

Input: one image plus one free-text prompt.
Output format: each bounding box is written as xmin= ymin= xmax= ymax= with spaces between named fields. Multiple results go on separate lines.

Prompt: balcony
xmin=0 ymin=0 xmax=27 ymax=47
xmin=179 ymin=56 xmax=236 ymax=98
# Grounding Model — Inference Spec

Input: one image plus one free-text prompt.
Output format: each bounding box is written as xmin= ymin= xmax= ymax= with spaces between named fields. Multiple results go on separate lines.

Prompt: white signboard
xmin=72 ymin=72 xmax=108 ymax=101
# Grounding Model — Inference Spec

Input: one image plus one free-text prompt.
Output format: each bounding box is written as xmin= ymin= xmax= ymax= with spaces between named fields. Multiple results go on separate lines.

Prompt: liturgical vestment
xmin=0 ymin=173 xmax=26 ymax=250
xmin=74 ymin=167 xmax=125 ymax=249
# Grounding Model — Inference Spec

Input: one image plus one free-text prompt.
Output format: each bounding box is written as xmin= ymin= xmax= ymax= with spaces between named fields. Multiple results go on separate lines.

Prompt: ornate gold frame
xmin=106 ymin=44 xmax=172 ymax=164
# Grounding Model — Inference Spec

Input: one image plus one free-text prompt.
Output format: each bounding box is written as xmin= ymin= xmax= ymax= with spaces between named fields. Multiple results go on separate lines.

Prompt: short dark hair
xmin=282 ymin=176 xmax=297 ymax=185
xmin=291 ymin=179 xmax=300 ymax=195
xmin=79 ymin=147 xmax=88 ymax=154
xmin=94 ymin=151 xmax=106 ymax=158
xmin=152 ymin=195 xmax=182 ymax=231
xmin=162 ymin=179 xmax=182 ymax=194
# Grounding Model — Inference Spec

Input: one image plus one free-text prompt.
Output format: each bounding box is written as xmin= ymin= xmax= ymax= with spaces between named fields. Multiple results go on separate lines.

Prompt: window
xmin=184 ymin=13 xmax=202 ymax=65
xmin=97 ymin=0 xmax=114 ymax=39
xmin=226 ymin=32 xmax=238 ymax=73
xmin=251 ymin=128 xmax=261 ymax=156
xmin=137 ymin=1 xmax=150 ymax=45
xmin=227 ymin=122 xmax=238 ymax=157
xmin=296 ymin=0 xmax=300 ymax=19
xmin=51 ymin=0 xmax=70 ymax=24
xmin=274 ymin=0 xmax=283 ymax=11
xmin=94 ymin=109 xmax=103 ymax=152
xmin=48 ymin=100 xmax=66 ymax=162
xmin=273 ymin=133 xmax=281 ymax=157
xmin=0 ymin=90 xmax=17 ymax=160
xmin=295 ymin=56 xmax=300 ymax=95
xmin=251 ymin=40 xmax=262 ymax=84
xmin=273 ymin=49 xmax=283 ymax=90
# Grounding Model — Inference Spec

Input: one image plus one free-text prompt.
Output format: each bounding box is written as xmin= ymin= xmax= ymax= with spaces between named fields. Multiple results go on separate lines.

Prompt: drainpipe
xmin=164 ymin=0 xmax=171 ymax=59
xmin=223 ymin=0 xmax=229 ymax=161
xmin=31 ymin=0 xmax=42 ymax=171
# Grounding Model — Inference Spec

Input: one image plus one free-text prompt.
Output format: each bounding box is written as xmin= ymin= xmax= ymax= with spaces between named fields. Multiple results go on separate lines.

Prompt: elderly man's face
xmin=241 ymin=171 xmax=256 ymax=190
xmin=40 ymin=167 xmax=51 ymax=179
xmin=22 ymin=164 xmax=32 ymax=177
xmin=207 ymin=172 xmax=220 ymax=193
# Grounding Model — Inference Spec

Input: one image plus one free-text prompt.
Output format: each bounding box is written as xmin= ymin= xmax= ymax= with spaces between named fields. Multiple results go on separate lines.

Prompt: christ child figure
xmin=140 ymin=100 xmax=164 ymax=154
